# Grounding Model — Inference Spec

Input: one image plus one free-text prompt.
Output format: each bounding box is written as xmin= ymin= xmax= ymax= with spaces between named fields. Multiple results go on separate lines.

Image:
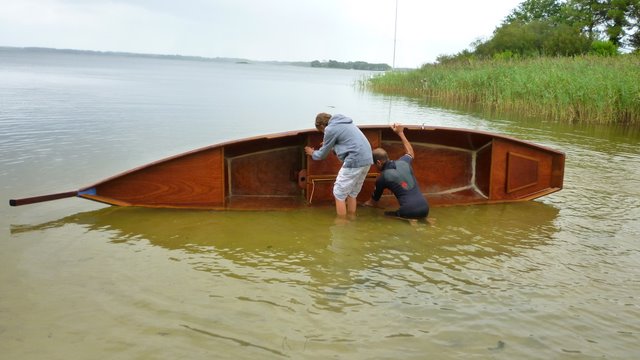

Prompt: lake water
xmin=1 ymin=48 xmax=639 ymax=359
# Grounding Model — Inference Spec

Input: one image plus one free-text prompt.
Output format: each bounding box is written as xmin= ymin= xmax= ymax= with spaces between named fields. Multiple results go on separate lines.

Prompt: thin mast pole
xmin=388 ymin=0 xmax=398 ymax=124
xmin=392 ymin=0 xmax=398 ymax=70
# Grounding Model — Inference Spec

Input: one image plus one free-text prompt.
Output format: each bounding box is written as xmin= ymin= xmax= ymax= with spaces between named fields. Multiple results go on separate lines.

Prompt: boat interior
xmin=222 ymin=127 xmax=563 ymax=210
xmin=84 ymin=126 xmax=563 ymax=210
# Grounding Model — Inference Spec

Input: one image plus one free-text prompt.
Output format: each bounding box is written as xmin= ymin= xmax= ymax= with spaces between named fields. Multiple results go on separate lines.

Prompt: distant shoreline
xmin=0 ymin=46 xmax=393 ymax=70
xmin=0 ymin=45 xmax=288 ymax=65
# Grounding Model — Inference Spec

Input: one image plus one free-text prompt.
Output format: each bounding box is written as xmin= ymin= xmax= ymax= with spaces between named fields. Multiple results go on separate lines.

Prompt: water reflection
xmin=12 ymin=202 xmax=560 ymax=312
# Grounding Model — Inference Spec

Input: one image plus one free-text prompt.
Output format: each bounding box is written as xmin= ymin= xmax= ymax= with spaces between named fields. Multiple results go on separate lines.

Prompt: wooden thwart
xmin=306 ymin=173 xmax=379 ymax=204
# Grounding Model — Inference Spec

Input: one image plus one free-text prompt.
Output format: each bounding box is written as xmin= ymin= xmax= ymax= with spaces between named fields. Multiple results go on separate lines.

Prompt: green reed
xmin=365 ymin=55 xmax=640 ymax=125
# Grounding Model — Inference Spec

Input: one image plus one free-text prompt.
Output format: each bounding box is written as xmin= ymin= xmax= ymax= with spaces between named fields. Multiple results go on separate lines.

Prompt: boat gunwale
xmin=80 ymin=125 xmax=565 ymax=193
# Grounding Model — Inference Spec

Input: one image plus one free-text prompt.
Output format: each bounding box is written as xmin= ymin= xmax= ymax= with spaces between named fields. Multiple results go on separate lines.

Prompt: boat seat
xmin=306 ymin=173 xmax=379 ymax=204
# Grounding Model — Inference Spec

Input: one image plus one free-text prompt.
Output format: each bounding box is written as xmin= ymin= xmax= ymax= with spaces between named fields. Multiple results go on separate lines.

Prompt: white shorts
xmin=333 ymin=165 xmax=370 ymax=201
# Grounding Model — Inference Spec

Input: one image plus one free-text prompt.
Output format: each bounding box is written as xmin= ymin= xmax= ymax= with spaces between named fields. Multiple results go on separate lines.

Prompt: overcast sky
xmin=1 ymin=0 xmax=523 ymax=68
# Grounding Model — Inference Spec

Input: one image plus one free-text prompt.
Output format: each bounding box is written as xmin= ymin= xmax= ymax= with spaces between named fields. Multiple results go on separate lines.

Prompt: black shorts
xmin=385 ymin=206 xmax=429 ymax=219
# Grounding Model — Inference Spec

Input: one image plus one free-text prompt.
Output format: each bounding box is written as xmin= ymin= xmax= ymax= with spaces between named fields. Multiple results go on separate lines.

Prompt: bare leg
xmin=335 ymin=198 xmax=347 ymax=217
xmin=346 ymin=196 xmax=358 ymax=215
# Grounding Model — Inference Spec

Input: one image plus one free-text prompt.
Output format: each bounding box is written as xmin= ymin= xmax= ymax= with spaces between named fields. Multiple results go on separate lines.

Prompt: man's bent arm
xmin=393 ymin=123 xmax=414 ymax=158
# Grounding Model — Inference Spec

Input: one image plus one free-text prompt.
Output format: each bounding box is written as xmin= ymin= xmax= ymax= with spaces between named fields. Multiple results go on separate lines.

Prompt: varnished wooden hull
xmin=67 ymin=125 xmax=564 ymax=210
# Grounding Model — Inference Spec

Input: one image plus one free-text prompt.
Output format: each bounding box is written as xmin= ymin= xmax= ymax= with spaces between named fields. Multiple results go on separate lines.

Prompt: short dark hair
xmin=373 ymin=148 xmax=389 ymax=163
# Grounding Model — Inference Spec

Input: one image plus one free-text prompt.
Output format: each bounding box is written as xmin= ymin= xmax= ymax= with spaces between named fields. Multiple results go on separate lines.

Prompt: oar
xmin=9 ymin=191 xmax=78 ymax=206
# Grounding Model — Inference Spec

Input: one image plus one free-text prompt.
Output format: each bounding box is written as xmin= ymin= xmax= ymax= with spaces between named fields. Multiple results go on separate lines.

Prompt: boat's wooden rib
xmin=9 ymin=125 xmax=565 ymax=210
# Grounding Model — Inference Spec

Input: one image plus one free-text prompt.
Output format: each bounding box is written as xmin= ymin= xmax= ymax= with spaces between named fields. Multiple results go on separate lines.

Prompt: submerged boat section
xmin=11 ymin=125 xmax=565 ymax=210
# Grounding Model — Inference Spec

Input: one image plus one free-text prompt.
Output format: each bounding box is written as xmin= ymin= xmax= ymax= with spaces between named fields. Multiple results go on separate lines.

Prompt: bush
xmin=590 ymin=40 xmax=618 ymax=56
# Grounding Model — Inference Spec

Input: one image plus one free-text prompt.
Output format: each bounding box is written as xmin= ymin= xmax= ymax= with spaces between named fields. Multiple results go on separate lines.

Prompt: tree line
xmin=310 ymin=60 xmax=391 ymax=71
xmin=438 ymin=0 xmax=639 ymax=63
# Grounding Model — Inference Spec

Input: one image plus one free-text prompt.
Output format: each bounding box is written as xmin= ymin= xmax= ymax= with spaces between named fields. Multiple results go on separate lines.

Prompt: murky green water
xmin=1 ymin=48 xmax=639 ymax=359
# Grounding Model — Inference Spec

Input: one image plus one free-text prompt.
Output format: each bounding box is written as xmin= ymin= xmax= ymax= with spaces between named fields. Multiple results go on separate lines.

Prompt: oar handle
xmin=9 ymin=191 xmax=78 ymax=206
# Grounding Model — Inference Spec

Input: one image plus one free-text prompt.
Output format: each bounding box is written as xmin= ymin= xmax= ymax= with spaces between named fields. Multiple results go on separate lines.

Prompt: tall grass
xmin=366 ymin=55 xmax=640 ymax=125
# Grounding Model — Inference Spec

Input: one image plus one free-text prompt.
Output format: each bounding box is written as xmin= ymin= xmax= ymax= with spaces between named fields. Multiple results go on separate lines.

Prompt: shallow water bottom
xmin=3 ymin=203 xmax=638 ymax=359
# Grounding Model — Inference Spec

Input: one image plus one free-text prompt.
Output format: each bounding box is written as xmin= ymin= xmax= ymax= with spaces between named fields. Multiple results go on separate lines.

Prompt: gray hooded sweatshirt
xmin=311 ymin=114 xmax=373 ymax=168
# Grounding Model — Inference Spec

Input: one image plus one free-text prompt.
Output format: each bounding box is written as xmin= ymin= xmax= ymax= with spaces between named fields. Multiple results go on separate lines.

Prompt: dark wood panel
xmin=229 ymin=147 xmax=302 ymax=196
xmin=506 ymin=152 xmax=540 ymax=193
xmin=490 ymin=138 xmax=556 ymax=200
xmin=97 ymin=148 xmax=224 ymax=206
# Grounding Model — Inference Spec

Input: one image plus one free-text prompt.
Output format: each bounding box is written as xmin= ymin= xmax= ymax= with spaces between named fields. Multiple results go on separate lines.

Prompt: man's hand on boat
xmin=305 ymin=142 xmax=323 ymax=156
xmin=391 ymin=123 xmax=405 ymax=134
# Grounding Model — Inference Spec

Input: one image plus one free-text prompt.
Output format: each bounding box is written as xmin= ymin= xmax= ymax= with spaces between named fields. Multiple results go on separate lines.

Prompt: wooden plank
xmin=506 ymin=152 xmax=540 ymax=193
xmin=228 ymin=146 xmax=302 ymax=196
xmin=95 ymin=147 xmax=225 ymax=207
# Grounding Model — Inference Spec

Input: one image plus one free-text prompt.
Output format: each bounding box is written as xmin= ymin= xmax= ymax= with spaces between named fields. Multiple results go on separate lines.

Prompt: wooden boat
xmin=10 ymin=125 xmax=565 ymax=210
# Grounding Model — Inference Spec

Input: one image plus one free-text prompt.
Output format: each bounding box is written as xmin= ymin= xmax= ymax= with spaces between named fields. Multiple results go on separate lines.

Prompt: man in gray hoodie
xmin=305 ymin=113 xmax=373 ymax=217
